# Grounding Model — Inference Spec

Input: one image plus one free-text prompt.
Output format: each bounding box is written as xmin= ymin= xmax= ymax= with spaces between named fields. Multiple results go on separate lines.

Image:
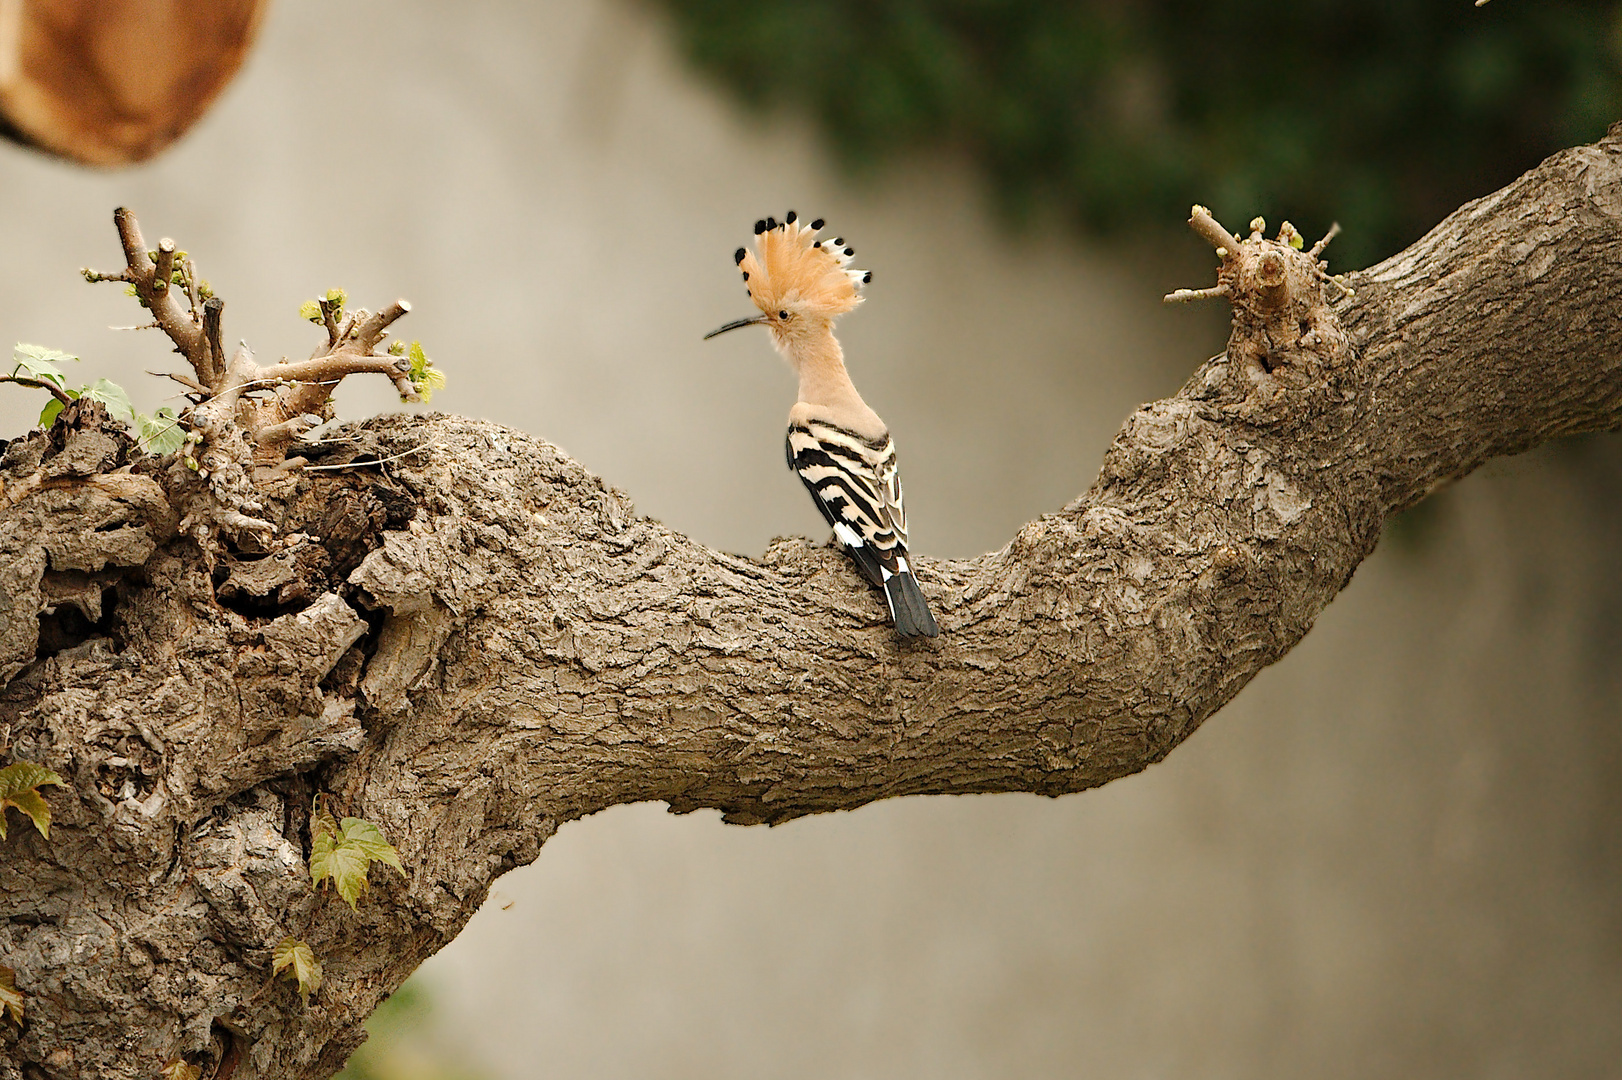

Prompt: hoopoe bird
xmin=705 ymin=212 xmax=939 ymax=638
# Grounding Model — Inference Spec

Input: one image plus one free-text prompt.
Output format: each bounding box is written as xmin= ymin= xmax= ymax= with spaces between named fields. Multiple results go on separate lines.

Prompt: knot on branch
xmin=1166 ymin=207 xmax=1356 ymax=409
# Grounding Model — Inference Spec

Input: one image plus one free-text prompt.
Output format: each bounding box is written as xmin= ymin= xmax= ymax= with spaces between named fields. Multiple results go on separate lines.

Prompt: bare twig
xmin=253 ymin=414 xmax=325 ymax=446
xmin=98 ymin=208 xmax=206 ymax=373
xmin=112 ymin=205 xmax=148 ymax=274
xmin=1309 ymin=222 xmax=1342 ymax=260
xmin=319 ymin=298 xmax=341 ymax=347
xmin=1 ymin=375 xmax=74 ymax=406
xmin=1188 ymin=204 xmax=1242 ymax=258
xmin=201 ymin=297 xmax=225 ymax=388
xmin=153 ymin=238 xmax=175 ymax=297
xmin=185 ymin=256 xmax=202 ymax=317
xmin=150 ymin=369 xmax=208 ymax=394
xmin=353 ymin=300 xmax=411 ymax=351
xmin=1163 ymin=284 xmax=1231 ymax=304
xmin=255 ymin=354 xmax=414 ymax=388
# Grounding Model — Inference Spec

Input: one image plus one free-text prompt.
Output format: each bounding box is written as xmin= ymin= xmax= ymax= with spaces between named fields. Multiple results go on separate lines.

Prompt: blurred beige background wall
xmin=0 ymin=1 xmax=1617 ymax=1077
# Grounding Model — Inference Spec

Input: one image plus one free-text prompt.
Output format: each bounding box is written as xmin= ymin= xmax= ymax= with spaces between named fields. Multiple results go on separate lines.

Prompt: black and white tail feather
xmin=787 ymin=418 xmax=939 ymax=638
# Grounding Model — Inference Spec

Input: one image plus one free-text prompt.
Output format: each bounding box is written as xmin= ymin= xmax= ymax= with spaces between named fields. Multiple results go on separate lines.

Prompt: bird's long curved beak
xmin=703 ymin=314 xmax=768 ymax=340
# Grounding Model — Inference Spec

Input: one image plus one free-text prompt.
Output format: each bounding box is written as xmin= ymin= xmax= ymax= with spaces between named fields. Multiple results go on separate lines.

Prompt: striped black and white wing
xmin=874 ymin=443 xmax=909 ymax=552
xmin=786 ymin=420 xmax=900 ymax=583
xmin=786 ymin=419 xmax=938 ymax=637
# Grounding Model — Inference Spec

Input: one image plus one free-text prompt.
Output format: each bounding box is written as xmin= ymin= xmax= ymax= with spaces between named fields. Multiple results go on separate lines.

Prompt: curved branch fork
xmin=6 ymin=130 xmax=1622 ymax=1078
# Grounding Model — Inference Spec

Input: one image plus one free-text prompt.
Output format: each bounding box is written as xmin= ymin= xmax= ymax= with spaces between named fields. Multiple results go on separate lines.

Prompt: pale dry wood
xmin=2 ymin=127 xmax=1622 ymax=1078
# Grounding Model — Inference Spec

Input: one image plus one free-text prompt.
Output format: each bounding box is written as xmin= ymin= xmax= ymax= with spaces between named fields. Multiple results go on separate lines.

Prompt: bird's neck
xmin=790 ymin=329 xmax=882 ymax=432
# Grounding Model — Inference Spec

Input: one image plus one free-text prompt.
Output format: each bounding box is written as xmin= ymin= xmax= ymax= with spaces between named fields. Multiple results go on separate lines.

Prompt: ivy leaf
xmin=138 ymin=407 xmax=186 ymax=456
xmin=336 ymin=817 xmax=405 ymax=876
xmin=309 ymin=808 xmax=403 ymax=909
xmin=14 ymin=342 xmax=76 ymax=365
xmin=80 ymin=378 xmax=136 ymax=426
xmin=10 ymin=343 xmax=76 ymax=389
xmin=0 ymin=761 xmax=65 ymax=841
xmin=271 ymin=936 xmax=322 ymax=1003
xmin=0 ymin=964 xmax=22 ymax=1027
xmin=38 ymin=388 xmax=80 ymax=428
xmin=160 ymin=1058 xmax=201 ymax=1080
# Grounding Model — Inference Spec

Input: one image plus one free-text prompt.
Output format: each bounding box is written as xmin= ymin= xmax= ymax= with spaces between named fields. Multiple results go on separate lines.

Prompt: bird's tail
xmin=883 ymin=569 xmax=939 ymax=638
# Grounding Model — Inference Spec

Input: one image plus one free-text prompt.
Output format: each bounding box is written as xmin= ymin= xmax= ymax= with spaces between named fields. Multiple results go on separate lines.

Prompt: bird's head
xmin=704 ymin=212 xmax=869 ymax=356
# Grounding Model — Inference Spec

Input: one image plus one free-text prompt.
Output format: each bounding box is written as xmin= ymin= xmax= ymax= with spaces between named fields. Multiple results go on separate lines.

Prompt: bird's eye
xmin=778 ymin=310 xmax=790 ymax=320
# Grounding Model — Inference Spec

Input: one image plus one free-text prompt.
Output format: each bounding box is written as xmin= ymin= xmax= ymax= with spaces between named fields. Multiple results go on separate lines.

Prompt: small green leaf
xmin=325 ymin=287 xmax=348 ymax=309
xmin=80 ymin=378 xmax=136 ymax=426
xmin=405 ymin=341 xmax=446 ymax=403
xmin=0 ymin=964 xmax=22 ymax=1027
xmin=337 ymin=817 xmax=405 ymax=876
xmin=13 ymin=342 xmax=77 ymax=367
xmin=299 ymin=299 xmax=323 ymax=323
xmin=40 ymin=387 xmax=82 ymax=429
xmin=10 ymin=343 xmax=75 ymax=389
xmin=0 ymin=761 xmax=65 ymax=841
xmin=137 ymin=408 xmax=186 ymax=456
xmin=271 ymin=936 xmax=322 ymax=1003
xmin=309 ymin=807 xmax=403 ymax=909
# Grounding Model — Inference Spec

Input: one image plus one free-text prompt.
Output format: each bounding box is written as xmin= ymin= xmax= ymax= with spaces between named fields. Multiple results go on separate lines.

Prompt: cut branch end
xmin=153 ymin=238 xmax=175 ymax=297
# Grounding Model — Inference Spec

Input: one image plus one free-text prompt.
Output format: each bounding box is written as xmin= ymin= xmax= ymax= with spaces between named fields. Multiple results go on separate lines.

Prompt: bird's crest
xmin=736 ymin=212 xmax=869 ymax=320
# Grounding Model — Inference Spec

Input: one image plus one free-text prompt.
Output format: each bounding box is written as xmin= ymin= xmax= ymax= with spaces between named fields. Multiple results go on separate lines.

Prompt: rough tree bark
xmin=3 ymin=123 xmax=1622 ymax=1078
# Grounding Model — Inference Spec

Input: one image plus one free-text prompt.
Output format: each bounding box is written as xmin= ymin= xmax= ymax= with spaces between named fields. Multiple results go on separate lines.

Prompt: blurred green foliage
xmin=336 ymin=979 xmax=487 ymax=1080
xmin=659 ymin=0 xmax=1622 ymax=267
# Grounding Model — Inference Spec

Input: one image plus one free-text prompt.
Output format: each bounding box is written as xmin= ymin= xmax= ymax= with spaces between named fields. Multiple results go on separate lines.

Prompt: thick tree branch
xmin=4 ymin=126 xmax=1622 ymax=1078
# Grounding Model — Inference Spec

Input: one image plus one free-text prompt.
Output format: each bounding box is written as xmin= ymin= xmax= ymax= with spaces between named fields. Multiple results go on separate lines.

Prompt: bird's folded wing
xmin=787 ymin=421 xmax=906 ymax=582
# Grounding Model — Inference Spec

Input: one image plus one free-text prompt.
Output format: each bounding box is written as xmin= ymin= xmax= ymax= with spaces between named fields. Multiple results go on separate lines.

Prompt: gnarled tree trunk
xmin=2 ymin=125 xmax=1621 ymax=1079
